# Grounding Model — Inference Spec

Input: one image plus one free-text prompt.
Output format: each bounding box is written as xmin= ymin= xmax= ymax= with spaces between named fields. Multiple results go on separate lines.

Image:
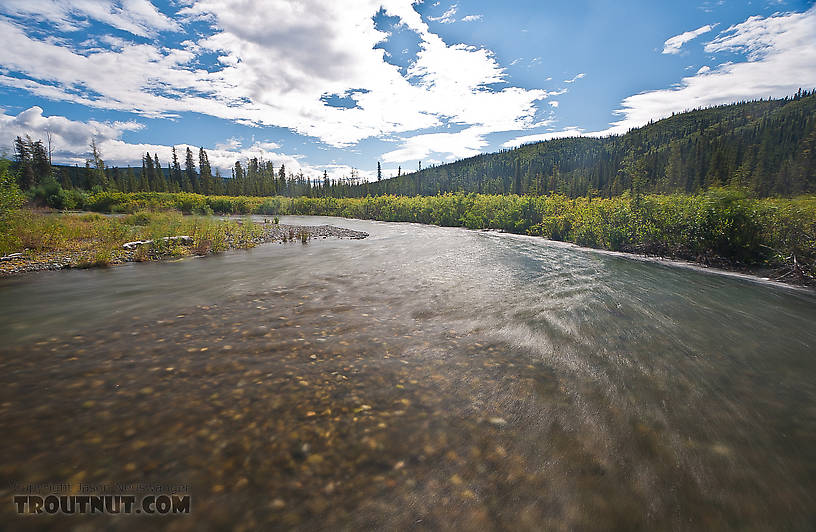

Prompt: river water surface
xmin=1 ymin=216 xmax=815 ymax=530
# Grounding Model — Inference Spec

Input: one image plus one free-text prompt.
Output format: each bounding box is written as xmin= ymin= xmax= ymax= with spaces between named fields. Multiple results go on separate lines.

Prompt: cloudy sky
xmin=0 ymin=0 xmax=814 ymax=179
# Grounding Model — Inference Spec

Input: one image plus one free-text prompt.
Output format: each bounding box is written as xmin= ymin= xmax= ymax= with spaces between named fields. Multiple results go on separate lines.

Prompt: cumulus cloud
xmin=501 ymin=127 xmax=584 ymax=148
xmin=563 ymin=73 xmax=585 ymax=83
xmin=594 ymin=7 xmax=816 ymax=136
xmin=461 ymin=15 xmax=483 ymax=22
xmin=662 ymin=24 xmax=717 ymax=54
xmin=381 ymin=126 xmax=490 ymax=163
xmin=0 ymin=106 xmax=144 ymax=161
xmin=0 ymin=0 xmax=552 ymax=162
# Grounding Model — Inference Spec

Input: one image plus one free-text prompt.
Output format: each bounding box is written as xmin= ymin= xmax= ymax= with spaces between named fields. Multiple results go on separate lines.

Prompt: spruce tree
xmin=13 ymin=136 xmax=35 ymax=189
xmin=185 ymin=147 xmax=197 ymax=192
xmin=199 ymin=148 xmax=213 ymax=195
xmin=278 ymin=164 xmax=286 ymax=196
xmin=171 ymin=147 xmax=183 ymax=189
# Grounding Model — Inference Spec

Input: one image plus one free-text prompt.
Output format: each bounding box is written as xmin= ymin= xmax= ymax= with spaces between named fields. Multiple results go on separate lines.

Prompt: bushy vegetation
xmin=1 ymin=209 xmax=264 ymax=266
xmin=291 ymin=191 xmax=816 ymax=277
xmin=61 ymin=189 xmax=816 ymax=281
xmin=0 ymin=158 xmax=25 ymax=254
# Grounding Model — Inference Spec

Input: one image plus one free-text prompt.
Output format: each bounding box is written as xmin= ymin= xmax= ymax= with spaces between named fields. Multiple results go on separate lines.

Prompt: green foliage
xmin=280 ymin=190 xmax=814 ymax=278
xmin=0 ymin=158 xmax=25 ymax=254
xmin=11 ymin=185 xmax=815 ymax=279
xmin=29 ymin=177 xmax=67 ymax=209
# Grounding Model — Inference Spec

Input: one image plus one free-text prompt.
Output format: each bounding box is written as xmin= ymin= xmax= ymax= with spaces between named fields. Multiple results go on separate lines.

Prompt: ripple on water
xmin=0 ymin=216 xmax=815 ymax=529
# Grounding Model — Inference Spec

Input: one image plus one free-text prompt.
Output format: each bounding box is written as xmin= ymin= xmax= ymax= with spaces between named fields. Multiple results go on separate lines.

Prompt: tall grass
xmin=70 ymin=189 xmax=816 ymax=280
xmin=2 ymin=210 xmax=266 ymax=262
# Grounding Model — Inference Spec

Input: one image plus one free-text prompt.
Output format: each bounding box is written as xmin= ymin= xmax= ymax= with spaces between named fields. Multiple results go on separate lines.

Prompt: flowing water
xmin=1 ymin=216 xmax=815 ymax=530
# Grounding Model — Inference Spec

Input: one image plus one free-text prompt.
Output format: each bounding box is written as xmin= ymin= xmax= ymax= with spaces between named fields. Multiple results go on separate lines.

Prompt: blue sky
xmin=0 ymin=0 xmax=814 ymax=179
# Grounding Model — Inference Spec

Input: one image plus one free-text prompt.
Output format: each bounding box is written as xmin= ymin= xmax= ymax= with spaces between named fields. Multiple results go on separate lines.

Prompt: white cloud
xmin=662 ymin=24 xmax=717 ymax=55
xmin=594 ymin=7 xmax=816 ymax=136
xmin=0 ymin=106 xmax=342 ymax=178
xmin=381 ymin=126 xmax=489 ymax=163
xmin=501 ymin=127 xmax=584 ymax=148
xmin=0 ymin=106 xmax=143 ymax=161
xmin=0 ymin=0 xmax=552 ymax=161
xmin=563 ymin=73 xmax=585 ymax=83
xmin=0 ymin=0 xmax=180 ymax=37
xmin=548 ymin=101 xmax=559 ymax=108
xmin=215 ymin=138 xmax=242 ymax=151
xmin=428 ymin=4 xmax=457 ymax=24
xmin=461 ymin=15 xmax=483 ymax=22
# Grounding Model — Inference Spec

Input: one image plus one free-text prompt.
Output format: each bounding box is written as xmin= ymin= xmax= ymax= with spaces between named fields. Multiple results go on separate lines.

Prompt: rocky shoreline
xmin=0 ymin=223 xmax=368 ymax=277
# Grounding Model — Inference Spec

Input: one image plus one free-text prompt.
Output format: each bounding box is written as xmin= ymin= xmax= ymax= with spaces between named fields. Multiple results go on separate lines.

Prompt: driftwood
xmin=0 ymin=253 xmax=23 ymax=261
xmin=123 ymin=236 xmax=193 ymax=250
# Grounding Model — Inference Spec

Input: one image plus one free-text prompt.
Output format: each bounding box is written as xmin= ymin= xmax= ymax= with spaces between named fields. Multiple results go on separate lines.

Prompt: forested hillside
xmin=364 ymin=90 xmax=816 ymax=198
xmin=8 ymin=91 xmax=816 ymax=202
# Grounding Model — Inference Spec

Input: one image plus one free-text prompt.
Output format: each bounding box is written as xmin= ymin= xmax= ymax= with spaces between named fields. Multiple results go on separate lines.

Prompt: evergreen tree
xmin=154 ymin=154 xmax=167 ymax=191
xmin=199 ymin=147 xmax=213 ymax=195
xmin=127 ymin=167 xmax=138 ymax=192
xmin=213 ymin=168 xmax=224 ymax=195
xmin=278 ymin=164 xmax=286 ymax=196
xmin=171 ymin=147 xmax=183 ymax=189
xmin=87 ymin=139 xmax=107 ymax=190
xmin=143 ymin=153 xmax=156 ymax=191
xmin=13 ymin=136 xmax=36 ymax=189
xmin=31 ymin=140 xmax=50 ymax=183
xmin=184 ymin=147 xmax=197 ymax=192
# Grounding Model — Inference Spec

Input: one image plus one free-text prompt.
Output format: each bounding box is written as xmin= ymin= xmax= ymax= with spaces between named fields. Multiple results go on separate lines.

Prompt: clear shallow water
xmin=1 ymin=216 xmax=815 ymax=530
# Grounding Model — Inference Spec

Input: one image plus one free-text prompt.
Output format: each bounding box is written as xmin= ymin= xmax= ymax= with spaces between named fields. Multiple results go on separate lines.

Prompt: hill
xmin=362 ymin=90 xmax=816 ymax=198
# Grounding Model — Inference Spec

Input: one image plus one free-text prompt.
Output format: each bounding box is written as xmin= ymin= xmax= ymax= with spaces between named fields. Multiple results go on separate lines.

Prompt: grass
xmin=70 ymin=189 xmax=815 ymax=281
xmin=1 ymin=210 xmax=265 ymax=267
xmin=3 ymin=188 xmax=814 ymax=283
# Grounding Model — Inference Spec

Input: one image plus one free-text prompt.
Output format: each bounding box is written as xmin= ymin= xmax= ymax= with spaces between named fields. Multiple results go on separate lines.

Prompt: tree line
xmin=9 ymin=90 xmax=816 ymax=202
xmin=11 ymin=140 xmax=370 ymax=199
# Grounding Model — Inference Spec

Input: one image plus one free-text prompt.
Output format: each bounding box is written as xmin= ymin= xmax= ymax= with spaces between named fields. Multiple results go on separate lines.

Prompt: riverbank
xmin=59 ymin=189 xmax=816 ymax=285
xmin=0 ymin=211 xmax=367 ymax=276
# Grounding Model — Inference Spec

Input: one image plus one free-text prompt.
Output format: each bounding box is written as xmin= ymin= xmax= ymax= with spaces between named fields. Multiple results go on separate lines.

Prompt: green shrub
xmin=0 ymin=159 xmax=24 ymax=254
xmin=29 ymin=178 xmax=69 ymax=209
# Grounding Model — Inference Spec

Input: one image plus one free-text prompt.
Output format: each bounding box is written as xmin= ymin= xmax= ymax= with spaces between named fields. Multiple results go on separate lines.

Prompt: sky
xmin=0 ymin=0 xmax=814 ymax=180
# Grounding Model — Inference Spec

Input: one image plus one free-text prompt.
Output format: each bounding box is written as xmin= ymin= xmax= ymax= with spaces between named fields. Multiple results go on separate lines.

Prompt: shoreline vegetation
xmin=2 ymin=189 xmax=814 ymax=285
xmin=0 ymin=209 xmax=367 ymax=276
xmin=2 ymin=93 xmax=813 ymax=283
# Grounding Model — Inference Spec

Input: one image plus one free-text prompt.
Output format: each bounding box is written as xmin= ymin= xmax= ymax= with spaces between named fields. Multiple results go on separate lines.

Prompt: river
xmin=1 ymin=216 xmax=815 ymax=530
